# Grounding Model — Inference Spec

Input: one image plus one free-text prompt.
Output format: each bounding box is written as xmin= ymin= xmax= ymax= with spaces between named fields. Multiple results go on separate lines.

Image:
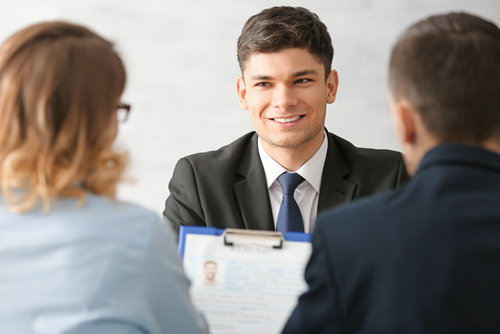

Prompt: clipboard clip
xmin=222 ymin=228 xmax=285 ymax=249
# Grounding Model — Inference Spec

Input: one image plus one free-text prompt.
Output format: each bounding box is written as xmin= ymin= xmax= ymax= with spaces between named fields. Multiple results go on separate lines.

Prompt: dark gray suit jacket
xmin=164 ymin=131 xmax=408 ymax=236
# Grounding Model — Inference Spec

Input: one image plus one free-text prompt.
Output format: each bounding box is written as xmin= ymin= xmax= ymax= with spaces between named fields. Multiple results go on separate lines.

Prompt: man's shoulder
xmin=328 ymin=131 xmax=403 ymax=164
xmin=182 ymin=132 xmax=256 ymax=167
xmin=172 ymin=132 xmax=259 ymax=183
xmin=327 ymin=131 xmax=408 ymax=188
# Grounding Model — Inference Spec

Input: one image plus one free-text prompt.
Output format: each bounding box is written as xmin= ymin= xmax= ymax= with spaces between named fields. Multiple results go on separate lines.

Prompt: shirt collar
xmin=258 ymin=130 xmax=328 ymax=193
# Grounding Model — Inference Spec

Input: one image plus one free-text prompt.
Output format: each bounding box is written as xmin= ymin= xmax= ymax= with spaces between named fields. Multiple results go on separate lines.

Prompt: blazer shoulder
xmin=326 ymin=131 xmax=409 ymax=188
xmin=182 ymin=132 xmax=256 ymax=171
xmin=329 ymin=132 xmax=403 ymax=165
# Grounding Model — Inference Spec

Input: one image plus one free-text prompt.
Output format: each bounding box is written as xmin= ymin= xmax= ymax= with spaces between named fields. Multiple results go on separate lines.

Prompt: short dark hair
xmin=237 ymin=6 xmax=334 ymax=78
xmin=389 ymin=12 xmax=500 ymax=143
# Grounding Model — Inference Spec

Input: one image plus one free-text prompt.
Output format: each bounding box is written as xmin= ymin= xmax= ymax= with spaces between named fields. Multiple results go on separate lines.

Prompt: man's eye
xmin=296 ymin=78 xmax=311 ymax=84
xmin=256 ymin=82 xmax=270 ymax=87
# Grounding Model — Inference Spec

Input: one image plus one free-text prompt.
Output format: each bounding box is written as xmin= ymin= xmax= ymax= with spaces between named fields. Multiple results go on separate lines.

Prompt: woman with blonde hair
xmin=0 ymin=21 xmax=208 ymax=333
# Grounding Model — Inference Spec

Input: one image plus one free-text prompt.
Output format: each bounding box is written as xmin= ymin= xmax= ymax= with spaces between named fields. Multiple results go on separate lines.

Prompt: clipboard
xmin=178 ymin=226 xmax=311 ymax=259
xmin=179 ymin=226 xmax=312 ymax=334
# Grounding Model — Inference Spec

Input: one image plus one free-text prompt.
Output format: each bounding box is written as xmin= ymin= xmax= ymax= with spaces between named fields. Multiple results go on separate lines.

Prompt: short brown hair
xmin=0 ymin=21 xmax=127 ymax=212
xmin=237 ymin=6 xmax=334 ymax=78
xmin=389 ymin=12 xmax=500 ymax=143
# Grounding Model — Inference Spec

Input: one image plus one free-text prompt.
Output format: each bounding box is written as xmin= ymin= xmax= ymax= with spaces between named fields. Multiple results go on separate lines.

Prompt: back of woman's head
xmin=0 ymin=21 xmax=127 ymax=213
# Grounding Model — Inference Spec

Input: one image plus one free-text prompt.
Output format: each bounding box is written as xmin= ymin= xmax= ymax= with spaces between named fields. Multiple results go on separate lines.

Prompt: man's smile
xmin=271 ymin=115 xmax=304 ymax=123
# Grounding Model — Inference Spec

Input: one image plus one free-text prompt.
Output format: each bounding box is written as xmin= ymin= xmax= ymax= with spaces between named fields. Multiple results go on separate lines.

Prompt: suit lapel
xmin=318 ymin=132 xmax=356 ymax=212
xmin=233 ymin=134 xmax=275 ymax=231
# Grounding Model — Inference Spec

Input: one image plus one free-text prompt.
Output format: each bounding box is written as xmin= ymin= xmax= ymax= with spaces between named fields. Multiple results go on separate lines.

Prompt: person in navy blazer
xmin=282 ymin=12 xmax=500 ymax=334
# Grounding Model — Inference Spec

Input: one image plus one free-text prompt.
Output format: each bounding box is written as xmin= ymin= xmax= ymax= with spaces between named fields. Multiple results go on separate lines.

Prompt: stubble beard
xmin=260 ymin=123 xmax=324 ymax=150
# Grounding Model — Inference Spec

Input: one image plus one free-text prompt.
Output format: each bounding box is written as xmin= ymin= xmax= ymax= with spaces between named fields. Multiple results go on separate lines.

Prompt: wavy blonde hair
xmin=0 ymin=21 xmax=128 ymax=213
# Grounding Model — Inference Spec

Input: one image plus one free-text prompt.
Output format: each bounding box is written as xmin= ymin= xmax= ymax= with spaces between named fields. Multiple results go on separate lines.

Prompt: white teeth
xmin=274 ymin=116 xmax=301 ymax=123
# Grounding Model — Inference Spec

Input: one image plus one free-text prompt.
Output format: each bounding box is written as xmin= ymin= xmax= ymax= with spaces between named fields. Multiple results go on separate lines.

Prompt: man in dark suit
xmin=282 ymin=12 xmax=500 ymax=333
xmin=164 ymin=6 xmax=408 ymax=237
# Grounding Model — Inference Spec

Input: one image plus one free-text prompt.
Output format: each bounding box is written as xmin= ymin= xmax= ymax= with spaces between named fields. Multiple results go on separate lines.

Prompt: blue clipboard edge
xmin=178 ymin=226 xmax=311 ymax=260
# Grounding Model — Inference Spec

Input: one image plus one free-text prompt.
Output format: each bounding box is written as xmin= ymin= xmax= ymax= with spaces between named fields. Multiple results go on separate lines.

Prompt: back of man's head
xmin=237 ymin=6 xmax=333 ymax=78
xmin=389 ymin=12 xmax=500 ymax=144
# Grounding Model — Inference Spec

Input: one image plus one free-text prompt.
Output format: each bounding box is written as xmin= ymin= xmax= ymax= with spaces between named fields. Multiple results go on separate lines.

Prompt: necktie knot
xmin=278 ymin=172 xmax=305 ymax=195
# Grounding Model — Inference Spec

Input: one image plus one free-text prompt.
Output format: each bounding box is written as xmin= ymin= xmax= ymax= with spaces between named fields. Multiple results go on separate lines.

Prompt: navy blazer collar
xmin=417 ymin=143 xmax=500 ymax=175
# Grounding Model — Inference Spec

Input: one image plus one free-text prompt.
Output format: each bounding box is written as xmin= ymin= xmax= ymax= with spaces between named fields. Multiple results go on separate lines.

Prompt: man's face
xmin=204 ymin=263 xmax=217 ymax=280
xmin=237 ymin=48 xmax=338 ymax=151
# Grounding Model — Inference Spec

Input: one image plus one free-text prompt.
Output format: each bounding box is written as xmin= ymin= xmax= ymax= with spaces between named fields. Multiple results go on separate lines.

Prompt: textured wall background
xmin=1 ymin=0 xmax=498 ymax=214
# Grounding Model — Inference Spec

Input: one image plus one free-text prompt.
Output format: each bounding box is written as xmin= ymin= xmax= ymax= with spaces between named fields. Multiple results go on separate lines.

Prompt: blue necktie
xmin=276 ymin=172 xmax=305 ymax=234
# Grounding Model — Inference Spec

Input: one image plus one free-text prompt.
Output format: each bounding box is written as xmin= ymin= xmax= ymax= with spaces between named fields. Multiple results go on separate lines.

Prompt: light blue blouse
xmin=0 ymin=193 xmax=208 ymax=334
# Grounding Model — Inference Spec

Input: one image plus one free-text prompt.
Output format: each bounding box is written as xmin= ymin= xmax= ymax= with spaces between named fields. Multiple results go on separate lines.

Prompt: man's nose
xmin=271 ymin=84 xmax=299 ymax=109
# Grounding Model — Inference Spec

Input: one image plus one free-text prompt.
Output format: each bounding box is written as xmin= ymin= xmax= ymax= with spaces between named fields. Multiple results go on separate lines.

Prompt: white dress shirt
xmin=0 ymin=193 xmax=208 ymax=334
xmin=258 ymin=131 xmax=328 ymax=233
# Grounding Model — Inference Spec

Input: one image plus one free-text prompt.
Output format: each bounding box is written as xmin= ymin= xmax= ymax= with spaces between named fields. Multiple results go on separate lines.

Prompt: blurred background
xmin=1 ymin=0 xmax=498 ymax=214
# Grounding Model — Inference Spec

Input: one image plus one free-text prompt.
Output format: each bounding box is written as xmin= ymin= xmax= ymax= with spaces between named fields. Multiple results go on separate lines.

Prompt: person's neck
xmin=260 ymin=132 xmax=324 ymax=172
xmin=479 ymin=138 xmax=500 ymax=155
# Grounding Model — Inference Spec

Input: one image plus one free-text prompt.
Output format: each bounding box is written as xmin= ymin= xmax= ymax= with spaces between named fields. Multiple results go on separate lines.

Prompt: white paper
xmin=183 ymin=234 xmax=312 ymax=334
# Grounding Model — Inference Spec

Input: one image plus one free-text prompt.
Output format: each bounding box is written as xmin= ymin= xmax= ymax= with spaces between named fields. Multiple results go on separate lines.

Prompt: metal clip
xmin=222 ymin=228 xmax=284 ymax=249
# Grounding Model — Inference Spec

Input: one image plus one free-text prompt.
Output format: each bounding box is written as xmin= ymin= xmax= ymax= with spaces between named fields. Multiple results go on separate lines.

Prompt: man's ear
xmin=236 ymin=77 xmax=248 ymax=110
xmin=397 ymin=100 xmax=417 ymax=145
xmin=326 ymin=70 xmax=339 ymax=104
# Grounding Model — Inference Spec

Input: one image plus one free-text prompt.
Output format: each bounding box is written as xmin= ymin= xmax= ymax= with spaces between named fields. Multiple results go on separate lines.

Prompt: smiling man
xmin=164 ymin=6 xmax=408 ymax=237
